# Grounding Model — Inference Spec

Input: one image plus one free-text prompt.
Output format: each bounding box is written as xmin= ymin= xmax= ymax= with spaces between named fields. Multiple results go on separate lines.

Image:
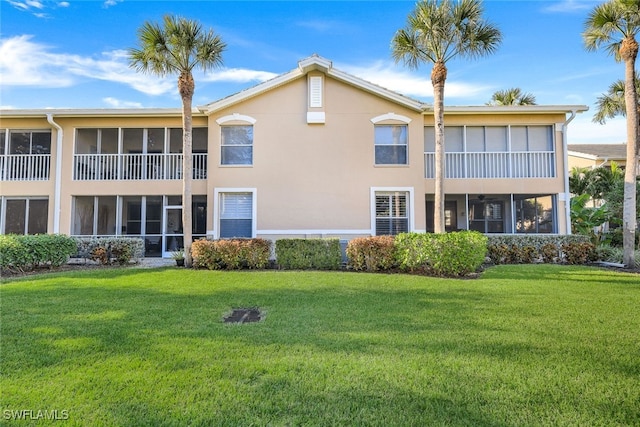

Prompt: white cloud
xmin=103 ymin=0 xmax=123 ymax=8
xmin=103 ymin=97 xmax=144 ymax=108
xmin=8 ymin=0 xmax=45 ymax=10
xmin=201 ymin=68 xmax=278 ymax=84
xmin=58 ymin=2 xmax=70 ymax=7
xmin=340 ymin=60 xmax=493 ymax=101
xmin=0 ymin=35 xmax=74 ymax=86
xmin=543 ymin=0 xmax=593 ymax=13
xmin=568 ymin=115 xmax=626 ymax=144
xmin=0 ymin=35 xmax=287 ymax=97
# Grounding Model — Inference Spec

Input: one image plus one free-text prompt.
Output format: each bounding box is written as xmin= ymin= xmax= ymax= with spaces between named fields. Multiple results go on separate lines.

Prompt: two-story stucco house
xmin=0 ymin=55 xmax=587 ymax=257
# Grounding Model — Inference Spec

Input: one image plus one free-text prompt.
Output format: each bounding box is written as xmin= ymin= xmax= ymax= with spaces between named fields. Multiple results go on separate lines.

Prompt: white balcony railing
xmin=0 ymin=154 xmax=51 ymax=181
xmin=424 ymin=151 xmax=555 ymax=179
xmin=73 ymin=153 xmax=207 ymax=181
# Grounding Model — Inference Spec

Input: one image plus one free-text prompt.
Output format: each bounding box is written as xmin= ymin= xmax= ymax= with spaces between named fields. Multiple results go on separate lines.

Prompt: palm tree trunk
xmin=432 ymin=60 xmax=447 ymax=234
xmin=179 ymin=71 xmax=194 ymax=267
xmin=622 ymin=38 xmax=638 ymax=268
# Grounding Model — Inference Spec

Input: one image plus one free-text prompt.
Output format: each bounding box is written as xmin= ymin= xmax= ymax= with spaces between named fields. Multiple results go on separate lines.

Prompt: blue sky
xmin=0 ymin=0 xmax=628 ymax=144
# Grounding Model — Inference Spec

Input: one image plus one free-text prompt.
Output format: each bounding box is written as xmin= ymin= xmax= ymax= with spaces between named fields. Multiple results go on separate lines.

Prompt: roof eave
xmin=427 ymin=105 xmax=589 ymax=115
xmin=0 ymin=108 xmax=201 ymax=118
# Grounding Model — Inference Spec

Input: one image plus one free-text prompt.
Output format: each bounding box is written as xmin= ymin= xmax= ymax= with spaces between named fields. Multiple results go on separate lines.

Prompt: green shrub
xmin=346 ymin=236 xmax=396 ymax=271
xmin=191 ymin=239 xmax=271 ymax=270
xmin=0 ymin=234 xmax=77 ymax=272
xmin=275 ymin=239 xmax=342 ymax=270
xmin=395 ymin=231 xmax=487 ymax=277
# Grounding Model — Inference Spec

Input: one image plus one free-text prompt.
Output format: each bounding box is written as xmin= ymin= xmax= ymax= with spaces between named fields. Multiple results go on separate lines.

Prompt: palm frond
xmin=128 ymin=14 xmax=226 ymax=77
xmin=391 ymin=0 xmax=502 ymax=68
xmin=592 ymin=74 xmax=640 ymax=123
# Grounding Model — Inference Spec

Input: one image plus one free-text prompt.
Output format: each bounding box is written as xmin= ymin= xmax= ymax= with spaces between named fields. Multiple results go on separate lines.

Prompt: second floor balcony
xmin=0 ymin=154 xmax=51 ymax=181
xmin=424 ymin=151 xmax=556 ymax=179
xmin=73 ymin=153 xmax=207 ymax=181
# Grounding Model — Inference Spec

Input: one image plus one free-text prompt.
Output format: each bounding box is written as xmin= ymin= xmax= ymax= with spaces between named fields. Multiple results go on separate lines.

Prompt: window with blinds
xmin=221 ymin=126 xmax=253 ymax=165
xmin=375 ymin=192 xmax=408 ymax=235
xmin=219 ymin=192 xmax=253 ymax=238
xmin=375 ymin=125 xmax=408 ymax=165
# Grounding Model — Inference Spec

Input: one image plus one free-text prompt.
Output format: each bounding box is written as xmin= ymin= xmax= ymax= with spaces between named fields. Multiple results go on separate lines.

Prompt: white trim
xmin=216 ymin=113 xmax=257 ymax=125
xmin=213 ymin=188 xmax=257 ymax=239
xmin=370 ymin=113 xmax=412 ymax=124
xmin=306 ymin=112 xmax=326 ymax=124
xmin=46 ymin=114 xmax=63 ymax=233
xmin=370 ymin=187 xmax=415 ymax=235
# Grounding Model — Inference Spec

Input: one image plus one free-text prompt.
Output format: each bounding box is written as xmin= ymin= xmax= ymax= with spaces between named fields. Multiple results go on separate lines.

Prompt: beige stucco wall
xmin=207 ymin=74 xmax=425 ymax=235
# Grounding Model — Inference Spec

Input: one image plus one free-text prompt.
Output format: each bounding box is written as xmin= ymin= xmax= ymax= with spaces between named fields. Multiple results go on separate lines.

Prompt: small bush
xmin=541 ymin=243 xmax=560 ymax=264
xmin=562 ymin=242 xmax=596 ymax=265
xmin=0 ymin=234 xmax=77 ymax=272
xmin=275 ymin=239 xmax=342 ymax=270
xmin=90 ymin=247 xmax=109 ymax=265
xmin=74 ymin=237 xmax=144 ymax=265
xmin=395 ymin=231 xmax=487 ymax=277
xmin=346 ymin=236 xmax=396 ymax=272
xmin=192 ymin=239 xmax=271 ymax=270
xmin=487 ymin=243 xmax=509 ymax=265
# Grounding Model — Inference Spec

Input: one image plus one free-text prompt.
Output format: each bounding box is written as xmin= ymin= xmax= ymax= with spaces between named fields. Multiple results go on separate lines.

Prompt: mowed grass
xmin=1 ymin=265 xmax=639 ymax=426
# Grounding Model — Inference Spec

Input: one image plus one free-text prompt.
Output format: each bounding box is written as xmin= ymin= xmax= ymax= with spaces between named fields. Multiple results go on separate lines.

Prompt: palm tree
xmin=391 ymin=0 xmax=502 ymax=233
xmin=486 ymin=87 xmax=536 ymax=105
xmin=584 ymin=0 xmax=640 ymax=268
xmin=593 ymin=75 xmax=640 ymax=131
xmin=129 ymin=15 xmax=226 ymax=267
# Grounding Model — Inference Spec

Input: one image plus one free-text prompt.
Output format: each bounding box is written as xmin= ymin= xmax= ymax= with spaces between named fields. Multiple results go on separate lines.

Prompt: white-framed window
xmin=374 ymin=125 xmax=407 ymax=165
xmin=371 ymin=188 xmax=413 ymax=236
xmin=1 ymin=197 xmax=48 ymax=235
xmin=215 ymin=189 xmax=256 ymax=238
xmin=221 ymin=126 xmax=253 ymax=165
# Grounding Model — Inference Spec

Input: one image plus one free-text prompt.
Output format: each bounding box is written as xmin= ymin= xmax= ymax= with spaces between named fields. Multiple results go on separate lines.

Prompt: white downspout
xmin=562 ymin=110 xmax=578 ymax=235
xmin=46 ymin=114 xmax=63 ymax=234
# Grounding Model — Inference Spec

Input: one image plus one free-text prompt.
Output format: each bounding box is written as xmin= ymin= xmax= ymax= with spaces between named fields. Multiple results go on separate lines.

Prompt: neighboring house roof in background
xmin=568 ymin=144 xmax=628 ymax=161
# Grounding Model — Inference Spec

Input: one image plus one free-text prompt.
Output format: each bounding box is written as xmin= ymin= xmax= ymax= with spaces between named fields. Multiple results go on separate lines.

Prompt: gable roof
xmin=198 ymin=54 xmax=427 ymax=114
xmin=568 ymin=144 xmax=628 ymax=160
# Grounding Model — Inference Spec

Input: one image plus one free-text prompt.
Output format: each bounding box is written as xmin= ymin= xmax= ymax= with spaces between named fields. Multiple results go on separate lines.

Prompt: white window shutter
xmin=309 ymin=76 xmax=322 ymax=108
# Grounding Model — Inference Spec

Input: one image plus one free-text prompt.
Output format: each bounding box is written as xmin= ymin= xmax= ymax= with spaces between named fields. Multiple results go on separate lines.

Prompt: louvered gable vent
xmin=309 ymin=76 xmax=323 ymax=108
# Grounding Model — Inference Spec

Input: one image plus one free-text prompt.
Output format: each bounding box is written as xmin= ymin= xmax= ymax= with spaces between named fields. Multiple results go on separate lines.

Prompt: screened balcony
xmin=73 ymin=152 xmax=207 ymax=181
xmin=73 ymin=127 xmax=207 ymax=181
xmin=424 ymin=125 xmax=556 ymax=180
xmin=0 ymin=130 xmax=51 ymax=181
xmin=424 ymin=151 xmax=555 ymax=179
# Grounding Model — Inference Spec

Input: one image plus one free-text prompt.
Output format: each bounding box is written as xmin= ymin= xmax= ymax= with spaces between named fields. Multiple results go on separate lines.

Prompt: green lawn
xmin=1 ymin=265 xmax=639 ymax=426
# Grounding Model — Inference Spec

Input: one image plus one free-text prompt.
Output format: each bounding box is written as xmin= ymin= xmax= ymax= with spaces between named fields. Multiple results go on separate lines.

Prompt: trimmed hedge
xmin=486 ymin=235 xmax=593 ymax=265
xmin=74 ymin=237 xmax=145 ymax=265
xmin=395 ymin=231 xmax=488 ymax=277
xmin=275 ymin=238 xmax=342 ymax=270
xmin=346 ymin=236 xmax=396 ymax=272
xmin=0 ymin=234 xmax=77 ymax=272
xmin=192 ymin=238 xmax=271 ymax=270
